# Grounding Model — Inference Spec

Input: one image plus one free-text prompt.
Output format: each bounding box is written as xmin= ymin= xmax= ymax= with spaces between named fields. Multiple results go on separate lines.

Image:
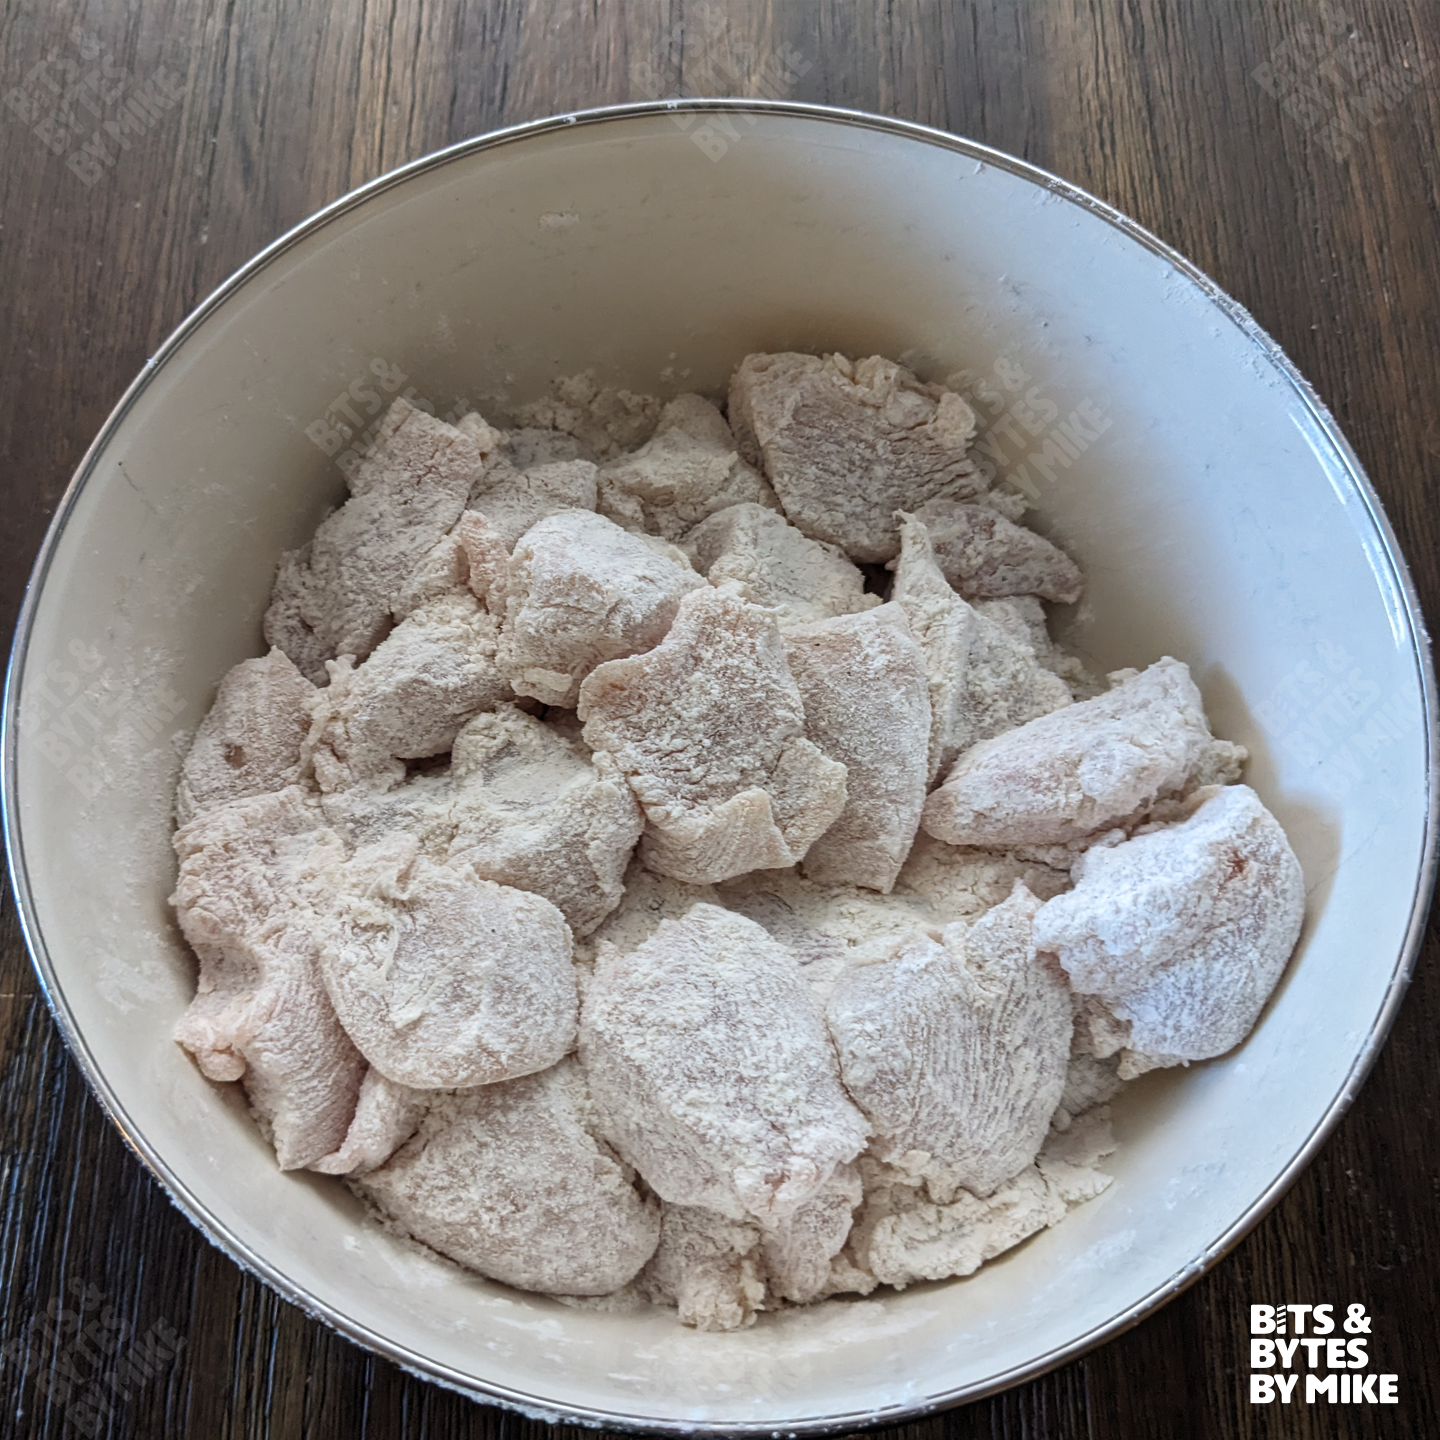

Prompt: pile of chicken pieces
xmin=171 ymin=353 xmax=1305 ymax=1330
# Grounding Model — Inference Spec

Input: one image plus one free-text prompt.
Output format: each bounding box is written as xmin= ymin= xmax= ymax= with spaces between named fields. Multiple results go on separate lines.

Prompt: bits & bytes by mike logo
xmin=1249 ymin=1303 xmax=1398 ymax=1405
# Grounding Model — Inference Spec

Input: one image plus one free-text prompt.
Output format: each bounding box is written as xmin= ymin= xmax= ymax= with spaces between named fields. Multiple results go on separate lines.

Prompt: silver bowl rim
xmin=3 ymin=98 xmax=1437 ymax=1434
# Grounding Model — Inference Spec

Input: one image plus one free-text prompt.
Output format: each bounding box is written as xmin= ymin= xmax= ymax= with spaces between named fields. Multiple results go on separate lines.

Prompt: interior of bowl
xmin=5 ymin=106 xmax=1432 ymax=1431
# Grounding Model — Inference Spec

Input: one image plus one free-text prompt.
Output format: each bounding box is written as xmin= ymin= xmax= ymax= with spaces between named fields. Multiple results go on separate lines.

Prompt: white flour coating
xmin=575 ymin=859 xmax=719 ymax=965
xmin=922 ymin=657 xmax=1247 ymax=849
xmin=684 ymin=501 xmax=878 ymax=626
xmin=974 ymin=594 xmax=1097 ymax=698
xmin=467 ymin=454 xmax=600 ymax=548
xmin=578 ymin=586 xmax=848 ymax=884
xmin=728 ymin=353 xmax=984 ymax=562
xmin=501 ymin=425 xmax=594 ymax=469
xmin=579 ymin=904 xmax=870 ymax=1223
xmin=1034 ymin=784 xmax=1305 ymax=1076
xmin=834 ymin=1108 xmax=1116 ymax=1292
xmin=827 ymin=885 xmax=1072 ymax=1200
xmin=307 ymin=592 xmax=511 ymax=792
xmin=497 ymin=510 xmax=704 ymax=707
xmin=892 ymin=513 xmax=1071 ymax=782
xmin=170 ymin=786 xmax=364 ymax=1170
xmin=170 ymin=353 xmax=1308 ymax=1324
xmin=912 ymin=496 xmax=1085 ymax=604
xmin=641 ymin=1203 xmax=768 ymax=1332
xmin=514 ymin=371 xmax=662 ymax=459
xmin=758 ymin=1163 xmax=865 ymax=1304
xmin=641 ymin=1164 xmax=863 ymax=1330
xmin=783 ymin=605 xmax=930 ymax=892
xmin=176 ymin=648 xmax=316 ymax=825
xmin=357 ymin=1058 xmax=660 ymax=1295
xmin=598 ymin=395 xmax=781 ymax=541
xmin=445 ymin=705 xmax=643 ymax=937
xmin=307 ymin=832 xmax=577 ymax=1089
xmin=264 ymin=399 xmax=482 ymax=681
xmin=311 ymin=1068 xmax=427 ymax=1176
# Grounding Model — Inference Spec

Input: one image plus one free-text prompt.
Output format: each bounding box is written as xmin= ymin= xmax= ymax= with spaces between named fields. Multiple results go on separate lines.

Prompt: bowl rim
xmin=3 ymin=98 xmax=1437 ymax=1433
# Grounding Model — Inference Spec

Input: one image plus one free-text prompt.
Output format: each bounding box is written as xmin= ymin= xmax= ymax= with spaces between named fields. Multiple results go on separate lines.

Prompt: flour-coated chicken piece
xmin=921 ymin=657 xmax=1245 ymax=848
xmin=264 ymin=399 xmax=482 ymax=681
xmin=912 ymin=497 xmax=1084 ymax=604
xmin=759 ymin=1162 xmax=864 ymax=1304
xmin=835 ymin=1110 xmax=1115 ymax=1292
xmin=445 ymin=704 xmax=643 ymax=937
xmin=514 ymin=371 xmax=662 ymax=460
xmin=686 ymin=501 xmax=878 ymax=626
xmin=640 ymin=1203 xmax=766 ymax=1331
xmin=784 ymin=604 xmax=930 ymax=892
xmin=310 ymin=833 xmax=576 ymax=1089
xmin=467 ymin=455 xmax=600 ymax=548
xmin=307 ymin=592 xmax=511 ymax=792
xmin=579 ymin=904 xmax=870 ymax=1223
xmin=827 ymin=882 xmax=1071 ymax=1199
xmin=176 ymin=649 xmax=316 ymax=825
xmin=598 ymin=396 xmax=781 ymax=542
xmin=1032 ymin=783 xmax=1304 ymax=1075
xmin=727 ymin=353 xmax=983 ymax=562
xmin=358 ymin=1058 xmax=660 ymax=1295
xmin=170 ymin=787 xmax=364 ymax=1170
xmin=579 ymin=585 xmax=848 ymax=884
xmin=497 ymin=510 xmax=704 ymax=707
xmin=310 ymin=1068 xmax=427 ymax=1176
xmin=891 ymin=514 xmax=1071 ymax=781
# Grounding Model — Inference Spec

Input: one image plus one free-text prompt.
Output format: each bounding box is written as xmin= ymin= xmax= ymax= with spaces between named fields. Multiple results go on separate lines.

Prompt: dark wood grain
xmin=2 ymin=1 xmax=1437 ymax=1436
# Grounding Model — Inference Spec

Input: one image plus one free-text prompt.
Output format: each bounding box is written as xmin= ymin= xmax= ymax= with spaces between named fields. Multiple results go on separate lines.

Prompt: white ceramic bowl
xmin=4 ymin=103 xmax=1435 ymax=1431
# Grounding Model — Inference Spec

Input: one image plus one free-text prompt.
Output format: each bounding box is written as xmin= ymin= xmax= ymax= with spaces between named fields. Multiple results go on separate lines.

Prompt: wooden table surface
xmin=1 ymin=1 xmax=1437 ymax=1436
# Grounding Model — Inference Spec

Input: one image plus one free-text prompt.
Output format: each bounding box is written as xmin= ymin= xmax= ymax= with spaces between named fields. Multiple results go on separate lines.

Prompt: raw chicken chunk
xmin=311 ymin=1068 xmax=427 ymax=1176
xmin=514 ymin=371 xmax=662 ymax=460
xmin=576 ymin=861 xmax=720 ymax=965
xmin=912 ymin=497 xmax=1084 ymax=604
xmin=975 ymin=595 xmax=1097 ymax=698
xmin=170 ymin=787 xmax=364 ymax=1170
xmin=579 ymin=904 xmax=870 ymax=1222
xmin=497 ymin=510 xmax=704 ymax=707
xmin=1052 ymin=1050 xmax=1124 ymax=1131
xmin=597 ymin=396 xmax=780 ymax=542
xmin=716 ymin=868 xmax=935 ymax=1002
xmin=922 ymin=657 xmax=1246 ymax=848
xmin=501 ymin=426 xmax=595 ymax=468
xmin=760 ymin=1163 xmax=863 ymax=1304
xmin=1032 ymin=783 xmax=1305 ymax=1074
xmin=827 ymin=883 xmax=1071 ymax=1198
xmin=392 ymin=531 xmax=471 ymax=618
xmin=264 ymin=399 xmax=482 ymax=681
xmin=686 ymin=502 xmax=878 ymax=626
xmin=309 ymin=833 xmax=576 ymax=1088
xmin=785 ymin=605 xmax=930 ymax=892
xmin=176 ymin=649 xmax=316 ymax=825
xmin=452 ymin=510 xmax=511 ymax=612
xmin=895 ymin=831 xmax=1072 ymax=920
xmin=358 ymin=1059 xmax=660 ymax=1295
xmin=836 ymin=1110 xmax=1115 ymax=1291
xmin=892 ymin=514 xmax=1071 ymax=781
xmin=640 ymin=1165 xmax=861 ymax=1328
xmin=727 ymin=353 xmax=983 ymax=562
xmin=468 ymin=457 xmax=600 ymax=548
xmin=308 ymin=592 xmax=511 ymax=792
xmin=579 ymin=585 xmax=848 ymax=884
xmin=446 ymin=705 xmax=644 ymax=937
xmin=641 ymin=1203 xmax=766 ymax=1332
